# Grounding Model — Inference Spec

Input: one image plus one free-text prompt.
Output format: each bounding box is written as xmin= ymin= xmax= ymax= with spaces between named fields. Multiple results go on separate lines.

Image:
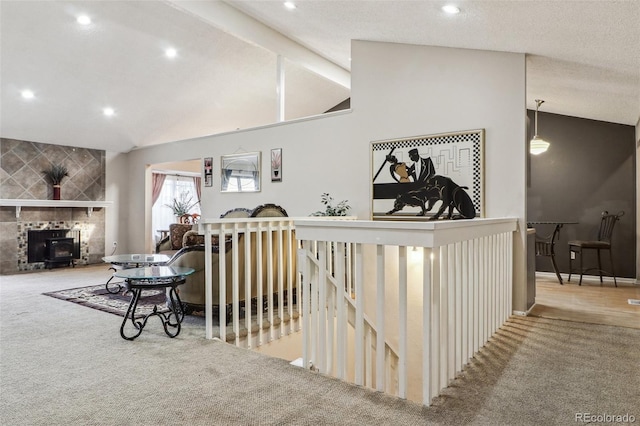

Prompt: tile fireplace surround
xmin=1 ymin=138 xmax=109 ymax=275
xmin=0 ymin=205 xmax=107 ymax=275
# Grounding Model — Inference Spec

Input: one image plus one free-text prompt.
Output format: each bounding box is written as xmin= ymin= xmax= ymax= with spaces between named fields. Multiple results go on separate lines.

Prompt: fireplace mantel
xmin=0 ymin=199 xmax=112 ymax=218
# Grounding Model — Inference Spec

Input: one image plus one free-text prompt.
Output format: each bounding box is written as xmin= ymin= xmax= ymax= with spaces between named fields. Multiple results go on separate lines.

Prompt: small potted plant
xmin=165 ymin=192 xmax=199 ymax=222
xmin=312 ymin=193 xmax=351 ymax=216
xmin=42 ymin=164 xmax=69 ymax=200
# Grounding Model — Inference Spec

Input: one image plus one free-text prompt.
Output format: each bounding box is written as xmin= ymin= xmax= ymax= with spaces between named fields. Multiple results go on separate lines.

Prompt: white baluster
xmin=219 ymin=226 xmax=227 ymax=342
xmin=335 ymin=242 xmax=346 ymax=379
xmin=245 ymin=222 xmax=252 ymax=347
xmin=376 ymin=244 xmax=385 ymax=392
xmin=398 ymin=245 xmax=407 ymax=399
xmin=232 ymin=223 xmax=240 ymax=346
xmin=422 ymin=247 xmax=432 ymax=406
xmin=354 ymin=243 xmax=364 ymax=386
xmin=277 ymin=222 xmax=285 ymax=336
xmin=256 ymin=223 xmax=264 ymax=345
xmin=204 ymin=223 xmax=213 ymax=340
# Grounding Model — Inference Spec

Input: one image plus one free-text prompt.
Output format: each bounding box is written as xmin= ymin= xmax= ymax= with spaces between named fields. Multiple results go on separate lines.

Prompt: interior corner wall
xmin=636 ymin=116 xmax=640 ymax=282
xmin=105 ymin=151 xmax=129 ymax=255
xmin=118 ymin=40 xmax=526 ymax=293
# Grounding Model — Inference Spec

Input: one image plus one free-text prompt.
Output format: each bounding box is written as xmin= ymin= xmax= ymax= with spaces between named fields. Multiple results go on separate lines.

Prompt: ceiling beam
xmin=166 ymin=0 xmax=351 ymax=89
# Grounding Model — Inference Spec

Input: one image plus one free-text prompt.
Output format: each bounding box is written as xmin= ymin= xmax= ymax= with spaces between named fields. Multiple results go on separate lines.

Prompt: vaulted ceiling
xmin=1 ymin=1 xmax=638 ymax=153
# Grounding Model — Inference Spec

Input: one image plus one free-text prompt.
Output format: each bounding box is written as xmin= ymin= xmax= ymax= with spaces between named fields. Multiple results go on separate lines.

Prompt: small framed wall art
xmin=203 ymin=157 xmax=213 ymax=187
xmin=271 ymin=148 xmax=282 ymax=182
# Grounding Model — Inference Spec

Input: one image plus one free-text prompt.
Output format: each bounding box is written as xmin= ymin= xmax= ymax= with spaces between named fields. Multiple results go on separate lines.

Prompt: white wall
xmin=114 ymin=40 xmax=527 ymax=293
xmin=350 ymin=41 xmax=527 ymax=307
xmin=151 ymin=160 xmax=201 ymax=174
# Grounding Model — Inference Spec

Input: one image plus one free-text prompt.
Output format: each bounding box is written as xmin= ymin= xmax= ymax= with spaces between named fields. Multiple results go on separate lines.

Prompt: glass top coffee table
xmin=113 ymin=266 xmax=194 ymax=341
xmin=102 ymin=254 xmax=171 ymax=294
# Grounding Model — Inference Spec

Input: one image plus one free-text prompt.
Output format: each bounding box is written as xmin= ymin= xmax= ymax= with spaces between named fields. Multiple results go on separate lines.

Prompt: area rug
xmin=43 ymin=284 xmax=168 ymax=318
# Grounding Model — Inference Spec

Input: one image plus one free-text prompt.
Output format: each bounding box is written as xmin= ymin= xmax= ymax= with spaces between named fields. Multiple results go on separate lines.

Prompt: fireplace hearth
xmin=28 ymin=229 xmax=80 ymax=268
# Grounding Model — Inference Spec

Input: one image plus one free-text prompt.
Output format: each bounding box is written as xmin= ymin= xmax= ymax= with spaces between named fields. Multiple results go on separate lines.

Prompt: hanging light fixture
xmin=530 ymin=99 xmax=550 ymax=155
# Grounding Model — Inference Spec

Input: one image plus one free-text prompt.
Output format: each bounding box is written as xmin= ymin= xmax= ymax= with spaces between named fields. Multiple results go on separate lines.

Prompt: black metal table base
xmin=120 ymin=278 xmax=186 ymax=341
xmin=105 ymin=267 xmax=123 ymax=294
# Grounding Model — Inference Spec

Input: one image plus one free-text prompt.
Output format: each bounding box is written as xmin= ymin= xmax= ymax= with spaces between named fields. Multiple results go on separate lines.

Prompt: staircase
xmin=295 ymin=218 xmax=517 ymax=405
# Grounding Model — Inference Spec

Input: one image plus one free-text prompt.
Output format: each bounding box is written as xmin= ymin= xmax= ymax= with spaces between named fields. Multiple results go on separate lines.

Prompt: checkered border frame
xmin=372 ymin=129 xmax=484 ymax=216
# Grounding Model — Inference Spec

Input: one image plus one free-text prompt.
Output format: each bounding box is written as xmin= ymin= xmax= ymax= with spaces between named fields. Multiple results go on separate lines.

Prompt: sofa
xmin=166 ymin=239 xmax=243 ymax=316
xmin=166 ymin=203 xmax=296 ymax=318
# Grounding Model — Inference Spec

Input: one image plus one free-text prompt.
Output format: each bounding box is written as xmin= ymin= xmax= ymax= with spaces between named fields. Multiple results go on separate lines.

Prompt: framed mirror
xmin=220 ymin=152 xmax=261 ymax=193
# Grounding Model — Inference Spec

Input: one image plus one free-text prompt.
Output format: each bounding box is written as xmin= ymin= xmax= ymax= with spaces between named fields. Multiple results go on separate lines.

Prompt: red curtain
xmin=151 ymin=173 xmax=166 ymax=206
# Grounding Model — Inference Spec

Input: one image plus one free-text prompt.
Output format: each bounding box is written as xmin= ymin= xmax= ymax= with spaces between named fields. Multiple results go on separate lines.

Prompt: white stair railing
xmin=199 ymin=217 xmax=298 ymax=347
xmin=295 ymin=218 xmax=518 ymax=405
xmin=199 ymin=216 xmax=357 ymax=348
xmin=299 ymin=240 xmax=400 ymax=394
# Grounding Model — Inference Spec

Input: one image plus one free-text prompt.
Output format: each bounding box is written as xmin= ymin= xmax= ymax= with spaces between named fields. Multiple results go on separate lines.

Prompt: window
xmin=152 ymin=174 xmax=200 ymax=241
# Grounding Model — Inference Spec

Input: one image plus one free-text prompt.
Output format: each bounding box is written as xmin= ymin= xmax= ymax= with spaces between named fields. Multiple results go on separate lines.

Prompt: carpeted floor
xmin=1 ymin=265 xmax=639 ymax=425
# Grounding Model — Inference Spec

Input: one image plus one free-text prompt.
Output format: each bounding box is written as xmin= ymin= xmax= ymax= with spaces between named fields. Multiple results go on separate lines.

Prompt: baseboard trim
xmin=534 ymin=271 xmax=638 ymax=285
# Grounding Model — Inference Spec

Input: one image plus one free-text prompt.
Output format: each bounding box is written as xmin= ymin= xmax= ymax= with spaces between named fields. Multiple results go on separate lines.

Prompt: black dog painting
xmin=386 ymin=175 xmax=476 ymax=220
xmin=371 ymin=130 xmax=484 ymax=220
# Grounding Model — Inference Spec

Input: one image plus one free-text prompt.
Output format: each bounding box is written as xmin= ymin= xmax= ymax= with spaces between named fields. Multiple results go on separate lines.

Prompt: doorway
xmin=149 ymin=160 xmax=201 ymax=250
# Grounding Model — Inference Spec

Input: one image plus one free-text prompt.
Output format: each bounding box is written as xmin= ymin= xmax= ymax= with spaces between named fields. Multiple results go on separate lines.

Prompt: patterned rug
xmin=44 ymin=284 xmax=168 ymax=318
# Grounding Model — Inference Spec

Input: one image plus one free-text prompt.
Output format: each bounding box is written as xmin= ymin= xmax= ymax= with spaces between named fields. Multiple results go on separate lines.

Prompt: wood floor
xmin=529 ymin=274 xmax=640 ymax=329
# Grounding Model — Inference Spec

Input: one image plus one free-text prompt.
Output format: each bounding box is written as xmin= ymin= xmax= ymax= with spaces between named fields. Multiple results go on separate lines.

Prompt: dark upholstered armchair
xmin=156 ymin=223 xmax=194 ymax=255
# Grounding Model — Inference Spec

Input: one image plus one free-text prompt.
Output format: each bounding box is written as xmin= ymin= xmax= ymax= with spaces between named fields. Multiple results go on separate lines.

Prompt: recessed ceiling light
xmin=77 ymin=15 xmax=92 ymax=25
xmin=284 ymin=2 xmax=296 ymax=10
xmin=442 ymin=5 xmax=461 ymax=14
xmin=21 ymin=90 xmax=35 ymax=99
xmin=103 ymin=107 xmax=115 ymax=117
xmin=165 ymin=48 xmax=177 ymax=58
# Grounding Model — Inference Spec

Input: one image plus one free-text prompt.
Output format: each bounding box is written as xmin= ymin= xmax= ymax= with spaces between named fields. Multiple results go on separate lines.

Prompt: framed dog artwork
xmin=371 ymin=129 xmax=484 ymax=221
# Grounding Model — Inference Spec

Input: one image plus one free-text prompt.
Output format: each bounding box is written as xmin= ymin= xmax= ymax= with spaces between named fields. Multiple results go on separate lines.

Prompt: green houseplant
xmin=42 ymin=164 xmax=69 ymax=200
xmin=312 ymin=193 xmax=351 ymax=216
xmin=165 ymin=192 xmax=199 ymax=219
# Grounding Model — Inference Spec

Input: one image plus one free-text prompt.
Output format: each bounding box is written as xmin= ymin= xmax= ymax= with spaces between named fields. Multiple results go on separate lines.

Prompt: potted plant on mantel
xmin=42 ymin=164 xmax=69 ymax=200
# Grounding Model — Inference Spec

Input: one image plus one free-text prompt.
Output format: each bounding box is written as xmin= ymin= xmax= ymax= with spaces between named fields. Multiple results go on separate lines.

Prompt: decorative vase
xmin=53 ymin=185 xmax=61 ymax=200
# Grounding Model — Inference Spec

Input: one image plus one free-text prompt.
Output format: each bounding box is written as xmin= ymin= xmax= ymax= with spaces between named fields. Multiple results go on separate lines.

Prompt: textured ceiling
xmin=230 ymin=0 xmax=640 ymax=126
xmin=1 ymin=0 xmax=638 ymax=154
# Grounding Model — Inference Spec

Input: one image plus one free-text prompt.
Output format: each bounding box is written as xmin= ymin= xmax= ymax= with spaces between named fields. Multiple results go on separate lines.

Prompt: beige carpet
xmin=1 ymin=265 xmax=639 ymax=425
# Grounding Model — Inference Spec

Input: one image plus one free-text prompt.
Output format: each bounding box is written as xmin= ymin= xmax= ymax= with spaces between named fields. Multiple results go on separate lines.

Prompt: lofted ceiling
xmin=1 ymin=0 xmax=638 ymax=154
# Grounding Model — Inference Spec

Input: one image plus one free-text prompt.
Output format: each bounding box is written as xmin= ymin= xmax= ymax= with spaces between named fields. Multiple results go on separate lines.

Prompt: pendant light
xmin=530 ymin=99 xmax=550 ymax=155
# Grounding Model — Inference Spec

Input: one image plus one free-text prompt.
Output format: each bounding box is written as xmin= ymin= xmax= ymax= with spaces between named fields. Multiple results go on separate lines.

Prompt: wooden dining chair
xmin=568 ymin=211 xmax=624 ymax=287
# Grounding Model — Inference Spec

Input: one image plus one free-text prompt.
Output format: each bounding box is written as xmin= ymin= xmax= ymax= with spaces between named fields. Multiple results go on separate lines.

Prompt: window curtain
xmin=193 ymin=176 xmax=201 ymax=203
xmin=151 ymin=173 xmax=166 ymax=206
